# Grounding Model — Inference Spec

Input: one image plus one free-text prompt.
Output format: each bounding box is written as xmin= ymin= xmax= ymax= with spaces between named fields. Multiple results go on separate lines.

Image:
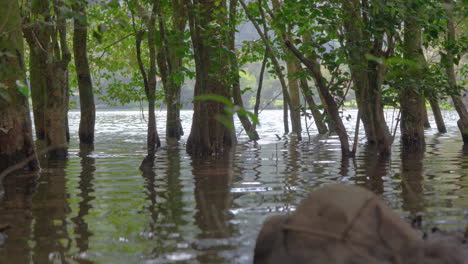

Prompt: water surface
xmin=0 ymin=110 xmax=466 ymax=264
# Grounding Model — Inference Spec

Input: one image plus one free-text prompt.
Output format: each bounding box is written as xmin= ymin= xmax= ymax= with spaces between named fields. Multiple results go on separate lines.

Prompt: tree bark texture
xmin=341 ymin=0 xmax=392 ymax=154
xmin=186 ymin=0 xmax=236 ymax=156
xmin=0 ymin=0 xmax=39 ymax=174
xmin=73 ymin=0 xmax=96 ymax=145
xmin=23 ymin=0 xmax=71 ymax=158
xmin=156 ymin=0 xmax=184 ymax=141
xmin=444 ymin=0 xmax=468 ymax=143
xmin=400 ymin=5 xmax=426 ymax=152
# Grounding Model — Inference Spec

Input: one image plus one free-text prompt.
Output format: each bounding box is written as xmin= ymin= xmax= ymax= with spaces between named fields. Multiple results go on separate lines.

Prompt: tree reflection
xmin=400 ymin=150 xmax=425 ymax=214
xmin=32 ymin=158 xmax=71 ymax=263
xmin=0 ymin=174 xmax=37 ymax=263
xmin=192 ymin=153 xmax=234 ymax=263
xmin=141 ymin=142 xmax=186 ymax=258
xmin=360 ymin=147 xmax=390 ymax=195
xmin=71 ymin=144 xmax=96 ymax=263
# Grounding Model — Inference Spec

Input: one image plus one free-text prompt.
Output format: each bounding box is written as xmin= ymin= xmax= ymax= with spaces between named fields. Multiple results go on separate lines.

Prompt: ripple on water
xmin=1 ymin=110 xmax=466 ymax=264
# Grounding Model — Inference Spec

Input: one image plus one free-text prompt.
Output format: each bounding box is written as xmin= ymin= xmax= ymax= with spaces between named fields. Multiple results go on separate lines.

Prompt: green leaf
xmin=195 ymin=94 xmax=233 ymax=107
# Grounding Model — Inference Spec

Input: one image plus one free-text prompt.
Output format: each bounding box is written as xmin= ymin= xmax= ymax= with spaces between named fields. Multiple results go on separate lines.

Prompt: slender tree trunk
xmin=298 ymin=75 xmax=328 ymax=134
xmin=229 ymin=0 xmax=259 ymax=141
xmin=285 ymin=59 xmax=302 ymax=136
xmin=400 ymin=5 xmax=425 ymax=152
xmin=186 ymin=0 xmax=236 ymax=156
xmin=422 ymin=102 xmax=431 ymax=128
xmin=240 ymin=0 xmax=294 ymax=135
xmin=254 ymin=51 xmax=268 ymax=129
xmin=157 ymin=0 xmax=184 ymax=141
xmin=133 ymin=2 xmax=161 ymax=158
xmin=73 ymin=0 xmax=95 ymax=145
xmin=0 ymin=0 xmax=39 ymax=175
xmin=428 ymin=98 xmax=447 ymax=133
xmin=284 ymin=40 xmax=351 ymax=155
xmin=444 ymin=0 xmax=468 ymax=143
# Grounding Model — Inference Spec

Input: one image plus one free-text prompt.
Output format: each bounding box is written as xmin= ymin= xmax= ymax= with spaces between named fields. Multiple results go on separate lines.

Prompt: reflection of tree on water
xmin=400 ymin=150 xmax=425 ymax=215
xmin=192 ymin=153 xmax=234 ymax=263
xmin=0 ymin=175 xmax=37 ymax=263
xmin=32 ymin=158 xmax=71 ymax=263
xmin=141 ymin=143 xmax=186 ymax=258
xmin=71 ymin=145 xmax=96 ymax=263
xmin=357 ymin=147 xmax=390 ymax=195
xmin=282 ymin=135 xmax=301 ymax=205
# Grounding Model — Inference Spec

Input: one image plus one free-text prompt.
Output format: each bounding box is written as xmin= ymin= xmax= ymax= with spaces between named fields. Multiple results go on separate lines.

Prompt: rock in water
xmin=254 ymin=184 xmax=467 ymax=264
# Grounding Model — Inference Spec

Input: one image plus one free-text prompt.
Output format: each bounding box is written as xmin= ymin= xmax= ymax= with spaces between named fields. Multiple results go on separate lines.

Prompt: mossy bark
xmin=73 ymin=1 xmax=96 ymax=145
xmin=400 ymin=4 xmax=426 ymax=152
xmin=0 ymin=0 xmax=39 ymax=175
xmin=186 ymin=0 xmax=236 ymax=156
xmin=23 ymin=0 xmax=71 ymax=158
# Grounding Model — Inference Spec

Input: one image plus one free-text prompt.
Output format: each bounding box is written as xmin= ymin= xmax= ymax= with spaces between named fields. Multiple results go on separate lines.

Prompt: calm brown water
xmin=0 ymin=110 xmax=467 ymax=264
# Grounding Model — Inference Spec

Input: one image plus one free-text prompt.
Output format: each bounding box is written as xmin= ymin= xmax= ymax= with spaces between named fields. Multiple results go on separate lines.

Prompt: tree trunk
xmin=229 ymin=0 xmax=259 ymax=141
xmin=0 ymin=0 xmax=39 ymax=175
xmin=298 ymin=75 xmax=328 ymax=134
xmin=341 ymin=0 xmax=392 ymax=155
xmin=428 ymin=97 xmax=447 ymax=133
xmin=422 ymin=102 xmax=431 ymax=129
xmin=29 ymin=53 xmax=46 ymax=140
xmin=240 ymin=0 xmax=294 ymax=136
xmin=443 ymin=0 xmax=468 ymax=143
xmin=73 ymin=0 xmax=96 ymax=145
xmin=186 ymin=0 xmax=236 ymax=156
xmin=285 ymin=58 xmax=302 ymax=136
xmin=284 ymin=40 xmax=351 ymax=156
xmin=23 ymin=0 xmax=71 ymax=158
xmin=254 ymin=51 xmax=268 ymax=128
xmin=400 ymin=5 xmax=426 ymax=152
xmin=156 ymin=0 xmax=184 ymax=141
xmin=133 ymin=2 xmax=161 ymax=157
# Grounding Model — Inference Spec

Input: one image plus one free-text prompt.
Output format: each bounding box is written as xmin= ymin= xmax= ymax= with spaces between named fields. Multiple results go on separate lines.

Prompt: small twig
xmin=98 ymin=33 xmax=134 ymax=60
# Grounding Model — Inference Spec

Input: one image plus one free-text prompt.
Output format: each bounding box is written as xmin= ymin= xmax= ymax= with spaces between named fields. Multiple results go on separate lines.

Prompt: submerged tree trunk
xmin=156 ymin=0 xmax=184 ymax=141
xmin=73 ymin=0 xmax=96 ymax=145
xmin=0 ymin=0 xmax=39 ymax=175
xmin=422 ymin=102 xmax=431 ymax=129
xmin=186 ymin=0 xmax=236 ymax=156
xmin=298 ymin=75 xmax=328 ymax=134
xmin=240 ymin=0 xmax=294 ymax=135
xmin=285 ymin=59 xmax=302 ymax=136
xmin=428 ymin=98 xmax=447 ymax=133
xmin=133 ymin=2 xmax=161 ymax=157
xmin=284 ymin=40 xmax=351 ymax=156
xmin=23 ymin=0 xmax=71 ymax=159
xmin=400 ymin=5 xmax=426 ymax=152
xmin=341 ymin=0 xmax=392 ymax=155
xmin=443 ymin=0 xmax=468 ymax=143
xmin=254 ymin=51 xmax=268 ymax=129
xmin=229 ymin=0 xmax=259 ymax=141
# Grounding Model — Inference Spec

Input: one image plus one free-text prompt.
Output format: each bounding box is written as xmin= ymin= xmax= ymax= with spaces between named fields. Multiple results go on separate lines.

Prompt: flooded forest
xmin=0 ymin=0 xmax=467 ymax=263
